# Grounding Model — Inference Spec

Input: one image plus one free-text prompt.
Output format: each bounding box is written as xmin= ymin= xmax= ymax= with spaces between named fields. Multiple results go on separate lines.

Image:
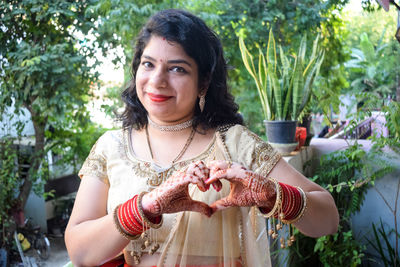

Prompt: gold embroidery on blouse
xmin=115 ymin=131 xmax=127 ymax=159
xmin=79 ymin=140 xmax=109 ymax=185
xmin=133 ymin=162 xmax=178 ymax=187
xmin=241 ymin=127 xmax=281 ymax=176
xmin=123 ymin=128 xmax=217 ymax=187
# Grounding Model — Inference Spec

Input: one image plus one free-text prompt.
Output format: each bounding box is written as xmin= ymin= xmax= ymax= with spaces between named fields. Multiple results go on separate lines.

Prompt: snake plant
xmin=239 ymin=29 xmax=325 ymax=121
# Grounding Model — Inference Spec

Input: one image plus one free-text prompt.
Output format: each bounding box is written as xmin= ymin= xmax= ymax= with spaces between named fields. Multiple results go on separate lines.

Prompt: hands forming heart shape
xmin=141 ymin=160 xmax=277 ymax=219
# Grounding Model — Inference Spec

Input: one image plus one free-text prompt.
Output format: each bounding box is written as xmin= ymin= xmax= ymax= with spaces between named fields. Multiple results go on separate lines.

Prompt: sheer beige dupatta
xmin=156 ymin=127 xmax=273 ymax=266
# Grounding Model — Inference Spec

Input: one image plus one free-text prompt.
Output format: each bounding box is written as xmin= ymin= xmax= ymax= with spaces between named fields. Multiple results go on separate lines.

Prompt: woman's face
xmin=136 ymin=35 xmax=200 ymax=125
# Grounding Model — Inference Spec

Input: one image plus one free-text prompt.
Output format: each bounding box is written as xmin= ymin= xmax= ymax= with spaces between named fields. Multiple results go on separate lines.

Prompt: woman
xmin=65 ymin=9 xmax=339 ymax=267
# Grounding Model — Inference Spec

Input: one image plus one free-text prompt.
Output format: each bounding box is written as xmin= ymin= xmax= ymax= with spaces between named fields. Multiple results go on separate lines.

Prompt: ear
xmin=198 ymin=75 xmax=210 ymax=97
xmin=198 ymin=88 xmax=207 ymax=98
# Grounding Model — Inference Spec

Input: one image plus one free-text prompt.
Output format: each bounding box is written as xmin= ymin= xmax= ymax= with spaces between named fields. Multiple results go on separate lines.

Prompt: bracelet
xmin=137 ymin=192 xmax=163 ymax=229
xmin=124 ymin=198 xmax=145 ymax=233
xmin=113 ymin=205 xmax=139 ymax=240
xmin=282 ymin=186 xmax=307 ymax=224
xmin=257 ymin=178 xmax=308 ymax=249
xmin=119 ymin=203 xmax=138 ymax=235
xmin=258 ymin=178 xmax=281 ymax=218
xmin=128 ymin=197 xmax=146 ymax=232
xmin=281 ymin=184 xmax=295 ymax=220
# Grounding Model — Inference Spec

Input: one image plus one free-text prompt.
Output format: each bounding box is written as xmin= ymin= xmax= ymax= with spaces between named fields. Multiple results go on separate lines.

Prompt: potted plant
xmin=239 ymin=29 xmax=324 ymax=154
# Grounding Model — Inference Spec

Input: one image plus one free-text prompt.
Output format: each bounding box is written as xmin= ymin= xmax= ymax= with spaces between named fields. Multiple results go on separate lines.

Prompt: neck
xmin=147 ymin=116 xmax=194 ymax=132
xmin=145 ymin=122 xmax=196 ymax=166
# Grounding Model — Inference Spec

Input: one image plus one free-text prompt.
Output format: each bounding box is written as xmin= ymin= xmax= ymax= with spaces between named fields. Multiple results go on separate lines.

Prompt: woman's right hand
xmin=141 ymin=161 xmax=217 ymax=218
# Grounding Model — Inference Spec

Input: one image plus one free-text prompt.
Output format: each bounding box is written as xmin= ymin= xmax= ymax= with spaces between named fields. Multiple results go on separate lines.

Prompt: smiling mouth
xmin=147 ymin=93 xmax=172 ymax=102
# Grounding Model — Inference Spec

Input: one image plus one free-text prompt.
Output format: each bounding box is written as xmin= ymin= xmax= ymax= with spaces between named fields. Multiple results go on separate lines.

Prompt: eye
xmin=169 ymin=66 xmax=187 ymax=73
xmin=141 ymin=61 xmax=154 ymax=69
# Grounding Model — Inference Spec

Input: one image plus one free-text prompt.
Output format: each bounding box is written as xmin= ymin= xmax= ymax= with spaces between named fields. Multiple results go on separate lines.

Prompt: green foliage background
xmin=89 ymin=0 xmax=354 ymax=136
xmin=1 ymin=0 xmax=400 ymax=264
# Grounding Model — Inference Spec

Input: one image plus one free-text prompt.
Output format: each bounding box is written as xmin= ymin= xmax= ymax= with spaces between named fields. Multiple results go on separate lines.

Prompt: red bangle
xmin=116 ymin=195 xmax=148 ymax=236
xmin=127 ymin=198 xmax=145 ymax=231
xmin=118 ymin=201 xmax=141 ymax=235
xmin=279 ymin=183 xmax=303 ymax=221
xmin=117 ymin=204 xmax=138 ymax=235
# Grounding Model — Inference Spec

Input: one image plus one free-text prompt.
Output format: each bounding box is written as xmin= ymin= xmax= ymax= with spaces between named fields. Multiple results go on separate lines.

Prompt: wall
xmin=0 ymin=102 xmax=47 ymax=231
xmin=24 ymin=189 xmax=47 ymax=233
xmin=0 ymin=104 xmax=34 ymax=138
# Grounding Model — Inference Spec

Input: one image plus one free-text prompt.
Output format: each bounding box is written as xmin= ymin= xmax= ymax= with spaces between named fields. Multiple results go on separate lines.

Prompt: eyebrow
xmin=142 ymin=55 xmax=192 ymax=67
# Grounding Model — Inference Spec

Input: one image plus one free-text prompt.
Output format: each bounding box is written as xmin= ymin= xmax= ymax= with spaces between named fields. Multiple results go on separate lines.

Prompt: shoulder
xmin=97 ymin=129 xmax=124 ymax=143
xmin=225 ymin=124 xmax=261 ymax=140
xmin=222 ymin=124 xmax=266 ymax=147
xmin=90 ymin=129 xmax=125 ymax=157
xmin=220 ymin=124 xmax=281 ymax=174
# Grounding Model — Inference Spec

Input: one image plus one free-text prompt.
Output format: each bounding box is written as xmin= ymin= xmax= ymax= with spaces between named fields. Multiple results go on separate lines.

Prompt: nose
xmin=149 ymin=66 xmax=167 ymax=88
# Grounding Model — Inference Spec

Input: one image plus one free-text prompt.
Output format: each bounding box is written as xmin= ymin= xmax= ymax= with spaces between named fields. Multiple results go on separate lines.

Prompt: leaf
xmin=360 ymin=33 xmax=375 ymax=62
xmin=266 ymin=28 xmax=276 ymax=74
xmin=291 ymin=55 xmax=304 ymax=120
xmin=239 ymin=37 xmax=270 ymax=119
xmin=336 ymin=185 xmax=342 ymax=193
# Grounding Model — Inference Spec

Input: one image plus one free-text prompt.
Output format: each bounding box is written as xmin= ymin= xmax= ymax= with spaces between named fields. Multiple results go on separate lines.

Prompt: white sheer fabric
xmin=79 ymin=125 xmax=281 ymax=266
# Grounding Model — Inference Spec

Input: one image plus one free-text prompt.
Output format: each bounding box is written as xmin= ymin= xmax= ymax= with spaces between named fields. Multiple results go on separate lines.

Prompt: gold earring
xmin=199 ymin=95 xmax=205 ymax=112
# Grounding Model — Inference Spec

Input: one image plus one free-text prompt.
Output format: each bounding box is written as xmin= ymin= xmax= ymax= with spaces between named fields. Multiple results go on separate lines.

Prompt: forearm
xmin=65 ymin=214 xmax=129 ymax=267
xmin=267 ymin=159 xmax=339 ymax=237
xmin=292 ymin=190 xmax=339 ymax=237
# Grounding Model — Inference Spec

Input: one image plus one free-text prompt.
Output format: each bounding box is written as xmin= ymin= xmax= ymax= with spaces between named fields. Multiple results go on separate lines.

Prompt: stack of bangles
xmin=113 ymin=192 xmax=163 ymax=240
xmin=259 ymin=179 xmax=307 ymax=224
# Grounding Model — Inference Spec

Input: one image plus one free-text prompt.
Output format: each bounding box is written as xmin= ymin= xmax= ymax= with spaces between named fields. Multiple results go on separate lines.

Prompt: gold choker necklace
xmin=147 ymin=116 xmax=194 ymax=132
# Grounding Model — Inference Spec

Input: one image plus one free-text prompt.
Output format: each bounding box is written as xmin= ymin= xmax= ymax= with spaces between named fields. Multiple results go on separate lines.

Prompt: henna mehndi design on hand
xmin=141 ymin=161 xmax=216 ymax=218
xmin=206 ymin=161 xmax=277 ymax=212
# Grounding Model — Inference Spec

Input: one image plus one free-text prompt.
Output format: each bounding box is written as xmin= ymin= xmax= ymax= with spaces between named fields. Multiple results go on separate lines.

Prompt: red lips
xmin=147 ymin=92 xmax=172 ymax=102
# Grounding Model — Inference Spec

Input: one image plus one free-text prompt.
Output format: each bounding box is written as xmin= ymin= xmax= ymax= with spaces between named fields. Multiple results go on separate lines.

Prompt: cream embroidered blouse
xmin=78 ymin=124 xmax=281 ymax=266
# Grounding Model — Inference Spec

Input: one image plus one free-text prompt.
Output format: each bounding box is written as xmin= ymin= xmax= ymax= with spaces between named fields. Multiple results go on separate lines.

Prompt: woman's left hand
xmin=141 ymin=161 xmax=216 ymax=218
xmin=206 ymin=160 xmax=277 ymax=213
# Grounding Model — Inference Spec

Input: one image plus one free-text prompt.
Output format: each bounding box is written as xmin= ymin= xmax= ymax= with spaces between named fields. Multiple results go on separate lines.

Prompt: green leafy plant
xmin=344 ymin=32 xmax=399 ymax=101
xmin=288 ymin=143 xmax=378 ymax=266
xmin=314 ymin=228 xmax=365 ymax=267
xmin=0 ymin=0 xmax=101 ymax=210
xmin=239 ymin=29 xmax=325 ymax=121
xmin=0 ymin=137 xmax=21 ymax=252
xmin=365 ymin=219 xmax=400 ymax=267
xmin=369 ymin=101 xmax=400 ymax=154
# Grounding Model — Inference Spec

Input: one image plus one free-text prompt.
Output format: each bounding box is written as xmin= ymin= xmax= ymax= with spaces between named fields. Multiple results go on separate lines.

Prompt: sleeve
xmin=78 ymin=133 xmax=109 ymax=186
xmin=224 ymin=125 xmax=281 ymax=177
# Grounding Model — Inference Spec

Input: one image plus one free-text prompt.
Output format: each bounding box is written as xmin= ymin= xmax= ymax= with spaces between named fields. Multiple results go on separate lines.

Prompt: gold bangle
xmin=282 ymin=186 xmax=307 ymax=224
xmin=258 ymin=178 xmax=281 ymax=218
xmin=137 ymin=192 xmax=163 ymax=229
xmin=113 ymin=205 xmax=139 ymax=240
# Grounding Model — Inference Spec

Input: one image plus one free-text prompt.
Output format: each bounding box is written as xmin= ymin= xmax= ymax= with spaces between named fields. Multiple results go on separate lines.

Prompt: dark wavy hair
xmin=120 ymin=9 xmax=243 ymax=130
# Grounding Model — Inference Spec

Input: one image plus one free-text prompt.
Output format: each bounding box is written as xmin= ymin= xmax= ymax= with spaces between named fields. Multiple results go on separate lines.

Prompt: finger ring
xmin=227 ymin=161 xmax=232 ymax=168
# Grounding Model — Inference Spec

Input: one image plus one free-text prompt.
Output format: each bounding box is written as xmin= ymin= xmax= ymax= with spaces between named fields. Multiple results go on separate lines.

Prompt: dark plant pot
xmin=264 ymin=120 xmax=297 ymax=143
xmin=264 ymin=120 xmax=298 ymax=155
